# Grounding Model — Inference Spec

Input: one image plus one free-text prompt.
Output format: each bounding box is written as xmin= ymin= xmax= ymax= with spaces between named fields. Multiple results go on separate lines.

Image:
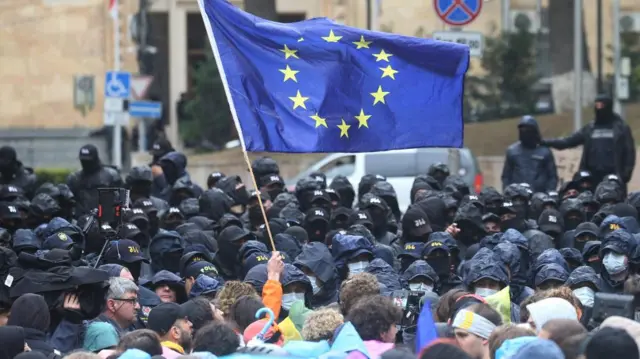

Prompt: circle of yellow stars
xmin=278 ymin=30 xmax=398 ymax=139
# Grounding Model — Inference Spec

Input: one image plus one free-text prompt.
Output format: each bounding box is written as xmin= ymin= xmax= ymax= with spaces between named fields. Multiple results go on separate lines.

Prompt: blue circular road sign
xmin=434 ymin=0 xmax=483 ymax=26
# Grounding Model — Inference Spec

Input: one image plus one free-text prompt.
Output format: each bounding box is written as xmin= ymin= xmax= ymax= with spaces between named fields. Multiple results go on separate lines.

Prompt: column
xmin=168 ymin=3 xmax=187 ymax=149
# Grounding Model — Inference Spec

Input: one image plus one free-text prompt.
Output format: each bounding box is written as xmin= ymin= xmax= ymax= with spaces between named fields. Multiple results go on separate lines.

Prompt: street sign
xmin=73 ymin=75 xmax=95 ymax=116
xmin=131 ymin=75 xmax=154 ymax=100
xmin=434 ymin=0 xmax=482 ymax=26
xmin=104 ymin=71 xmax=131 ymax=99
xmin=433 ymin=31 xmax=484 ymax=57
xmin=129 ymin=101 xmax=162 ymax=118
xmin=104 ymin=112 xmax=129 ymax=126
xmin=104 ymin=98 xmax=126 ymax=112
xmin=617 ymin=77 xmax=630 ymax=100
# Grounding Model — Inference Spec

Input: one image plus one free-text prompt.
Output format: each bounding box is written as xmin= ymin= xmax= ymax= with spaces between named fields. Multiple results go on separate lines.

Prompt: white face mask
xmin=347 ymin=261 xmax=369 ymax=276
xmin=409 ymin=283 xmax=433 ymax=293
xmin=475 ymin=287 xmax=498 ymax=298
xmin=282 ymin=292 xmax=305 ymax=311
xmin=572 ymin=287 xmax=595 ymax=307
xmin=603 ymin=252 xmax=627 ymax=275
xmin=307 ymin=276 xmax=321 ymax=295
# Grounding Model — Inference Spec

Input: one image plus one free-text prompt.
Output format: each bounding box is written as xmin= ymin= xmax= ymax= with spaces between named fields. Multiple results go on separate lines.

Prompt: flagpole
xmin=197 ymin=0 xmax=276 ymax=251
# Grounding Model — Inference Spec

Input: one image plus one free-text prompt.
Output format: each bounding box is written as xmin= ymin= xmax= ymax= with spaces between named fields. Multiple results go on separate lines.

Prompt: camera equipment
xmin=91 ymin=188 xmax=130 ymax=267
xmin=97 ymin=188 xmax=130 ymax=229
xmin=588 ymin=292 xmax=634 ymax=329
xmin=391 ymin=290 xmax=424 ymax=329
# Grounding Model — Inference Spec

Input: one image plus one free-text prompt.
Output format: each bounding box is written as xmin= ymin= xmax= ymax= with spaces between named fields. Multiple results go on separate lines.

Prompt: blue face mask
xmin=347 ymin=261 xmax=369 ymax=276
xmin=307 ymin=276 xmax=321 ymax=295
xmin=282 ymin=293 xmax=305 ymax=310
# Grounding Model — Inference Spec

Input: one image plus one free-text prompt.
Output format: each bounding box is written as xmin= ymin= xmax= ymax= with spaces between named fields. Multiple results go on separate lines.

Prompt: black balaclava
xmin=79 ymin=144 xmax=101 ymax=174
xmin=518 ymin=124 xmax=539 ymax=149
xmin=594 ymin=94 xmax=614 ymax=125
xmin=0 ymin=146 xmax=17 ymax=179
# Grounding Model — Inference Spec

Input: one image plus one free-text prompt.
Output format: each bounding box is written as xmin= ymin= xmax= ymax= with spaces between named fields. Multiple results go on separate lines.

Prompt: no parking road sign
xmin=434 ymin=0 xmax=482 ymax=26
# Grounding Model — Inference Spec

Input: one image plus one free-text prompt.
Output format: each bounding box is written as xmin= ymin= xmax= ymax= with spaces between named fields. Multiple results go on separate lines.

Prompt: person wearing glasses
xmin=89 ymin=277 xmax=140 ymax=337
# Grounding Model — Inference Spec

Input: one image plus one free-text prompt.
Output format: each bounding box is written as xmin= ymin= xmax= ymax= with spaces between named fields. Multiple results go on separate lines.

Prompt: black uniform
xmin=0 ymin=146 xmax=37 ymax=198
xmin=543 ymin=95 xmax=635 ymax=185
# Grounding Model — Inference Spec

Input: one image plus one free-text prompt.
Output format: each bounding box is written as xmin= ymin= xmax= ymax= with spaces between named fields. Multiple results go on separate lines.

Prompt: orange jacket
xmin=261 ymin=279 xmax=283 ymax=320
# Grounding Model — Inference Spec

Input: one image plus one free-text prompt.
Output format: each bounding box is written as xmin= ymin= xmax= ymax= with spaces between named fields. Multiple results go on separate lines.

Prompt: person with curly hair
xmin=301 ymin=308 xmax=344 ymax=341
xmin=215 ymin=281 xmax=257 ymax=318
xmin=347 ymin=295 xmax=402 ymax=358
xmin=339 ymin=273 xmax=380 ymax=316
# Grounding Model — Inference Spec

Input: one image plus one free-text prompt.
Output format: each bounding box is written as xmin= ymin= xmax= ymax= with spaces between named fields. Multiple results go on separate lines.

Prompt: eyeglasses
xmin=114 ymin=297 xmax=138 ymax=304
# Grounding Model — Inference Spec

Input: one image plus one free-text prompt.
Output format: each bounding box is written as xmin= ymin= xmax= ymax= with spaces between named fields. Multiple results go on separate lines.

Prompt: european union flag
xmin=198 ymin=0 xmax=469 ymax=153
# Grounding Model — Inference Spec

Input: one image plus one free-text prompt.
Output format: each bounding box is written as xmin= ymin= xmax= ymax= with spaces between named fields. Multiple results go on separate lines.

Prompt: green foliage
xmin=182 ymin=46 xmax=234 ymax=148
xmin=620 ymin=31 xmax=640 ymax=102
xmin=466 ymin=25 xmax=539 ymax=122
xmin=35 ymin=168 xmax=73 ymax=187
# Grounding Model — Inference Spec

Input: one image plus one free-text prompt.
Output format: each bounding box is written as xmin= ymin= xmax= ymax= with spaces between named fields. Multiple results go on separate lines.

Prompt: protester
xmin=501 ymin=115 xmax=558 ymax=193
xmin=0 ymin=114 xmax=639 ymax=359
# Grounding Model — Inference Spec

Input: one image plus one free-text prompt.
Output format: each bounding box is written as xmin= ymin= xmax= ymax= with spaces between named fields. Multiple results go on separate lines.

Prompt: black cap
xmin=575 ymin=222 xmax=599 ymax=238
xmin=0 ymin=203 xmax=22 ymax=219
xmin=0 ymin=185 xmax=24 ymax=200
xmin=0 ymin=146 xmax=17 ymax=165
xmin=259 ymin=174 xmax=284 ymax=188
xmin=150 ymin=138 xmax=174 ymax=157
xmin=207 ymin=172 xmax=226 ymax=188
xmin=147 ymin=302 xmax=189 ymax=335
xmin=127 ymin=166 xmax=153 ymax=183
xmin=183 ymin=261 xmax=219 ymax=279
xmin=538 ymin=209 xmax=564 ymax=236
xmin=350 ymin=210 xmax=373 ymax=228
xmin=402 ymin=206 xmax=432 ymax=236
xmin=78 ymin=144 xmax=98 ymax=160
xmin=104 ymin=239 xmax=149 ymax=264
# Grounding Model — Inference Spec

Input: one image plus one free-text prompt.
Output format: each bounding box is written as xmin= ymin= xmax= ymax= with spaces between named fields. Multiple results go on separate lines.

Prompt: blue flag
xmin=416 ymin=300 xmax=438 ymax=353
xmin=198 ymin=0 xmax=469 ymax=153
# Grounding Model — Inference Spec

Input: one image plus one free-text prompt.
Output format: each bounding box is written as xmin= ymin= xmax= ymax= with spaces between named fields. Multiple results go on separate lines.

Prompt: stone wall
xmin=0 ymin=0 xmax=138 ymax=129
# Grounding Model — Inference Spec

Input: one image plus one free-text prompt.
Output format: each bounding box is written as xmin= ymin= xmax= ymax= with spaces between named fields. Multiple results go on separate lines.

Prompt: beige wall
xmin=0 ymin=0 xmax=138 ymax=129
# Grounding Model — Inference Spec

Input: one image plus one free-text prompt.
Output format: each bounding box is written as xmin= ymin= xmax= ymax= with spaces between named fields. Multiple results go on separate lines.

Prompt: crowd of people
xmin=0 ymin=97 xmax=640 ymax=359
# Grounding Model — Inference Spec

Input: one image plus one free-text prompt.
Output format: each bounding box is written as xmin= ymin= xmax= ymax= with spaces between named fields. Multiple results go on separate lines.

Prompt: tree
xmin=465 ymin=24 xmax=539 ymax=121
xmin=182 ymin=46 xmax=234 ymax=149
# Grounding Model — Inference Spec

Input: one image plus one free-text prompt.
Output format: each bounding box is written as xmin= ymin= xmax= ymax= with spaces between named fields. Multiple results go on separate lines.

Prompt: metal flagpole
xmin=613 ymin=0 xmax=623 ymax=115
xmin=370 ymin=0 xmax=379 ymax=31
xmin=113 ymin=0 xmax=123 ymax=169
xmin=573 ymin=0 xmax=583 ymax=132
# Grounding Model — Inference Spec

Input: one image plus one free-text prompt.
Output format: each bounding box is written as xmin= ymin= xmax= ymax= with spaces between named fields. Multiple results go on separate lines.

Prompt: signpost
xmin=433 ymin=31 xmax=483 ymax=57
xmin=129 ymin=101 xmax=162 ymax=118
xmin=104 ymin=70 xmax=131 ymax=169
xmin=434 ymin=0 xmax=482 ymax=26
xmin=73 ymin=75 xmax=95 ymax=117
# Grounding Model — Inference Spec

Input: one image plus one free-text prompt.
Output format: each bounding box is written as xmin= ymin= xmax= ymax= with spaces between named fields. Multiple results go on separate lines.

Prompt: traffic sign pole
xmin=113 ymin=0 xmax=123 ymax=170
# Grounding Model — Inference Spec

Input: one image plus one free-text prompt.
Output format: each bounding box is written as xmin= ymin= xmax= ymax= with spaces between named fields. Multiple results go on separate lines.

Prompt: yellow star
xmin=310 ymin=113 xmax=328 ymax=128
xmin=370 ymin=86 xmax=390 ymax=105
xmin=354 ymin=109 xmax=371 ymax=128
xmin=373 ymin=49 xmax=393 ymax=62
xmin=289 ymin=90 xmax=309 ymax=110
xmin=379 ymin=65 xmax=398 ymax=80
xmin=279 ymin=65 xmax=299 ymax=82
xmin=337 ymin=119 xmax=351 ymax=138
xmin=298 ymin=37 xmax=304 ymax=42
xmin=322 ymin=30 xmax=342 ymax=43
xmin=353 ymin=35 xmax=372 ymax=49
xmin=280 ymin=45 xmax=299 ymax=59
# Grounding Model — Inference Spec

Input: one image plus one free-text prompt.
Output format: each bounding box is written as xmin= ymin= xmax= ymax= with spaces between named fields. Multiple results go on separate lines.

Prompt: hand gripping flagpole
xmin=197 ymin=0 xmax=276 ymax=251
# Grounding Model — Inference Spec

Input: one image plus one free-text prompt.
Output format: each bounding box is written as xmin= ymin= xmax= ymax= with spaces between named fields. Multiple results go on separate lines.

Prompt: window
xmin=318 ymin=155 xmax=356 ymax=178
xmin=365 ymin=152 xmax=419 ymax=177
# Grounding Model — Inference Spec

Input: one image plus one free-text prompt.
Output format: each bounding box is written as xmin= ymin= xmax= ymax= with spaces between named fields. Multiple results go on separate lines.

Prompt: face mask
xmin=234 ymin=188 xmax=250 ymax=206
xmin=603 ymin=252 xmax=627 ymax=275
xmin=347 ymin=261 xmax=369 ymax=276
xmin=267 ymin=188 xmax=283 ymax=202
xmin=475 ymin=287 xmax=498 ymax=298
xmin=282 ymin=292 xmax=305 ymax=311
xmin=307 ymin=276 xmax=321 ymax=295
xmin=565 ymin=218 xmax=582 ymax=231
xmin=409 ymin=283 xmax=433 ymax=293
xmin=572 ymin=287 xmax=595 ymax=307
xmin=502 ymin=218 xmax=526 ymax=233
xmin=426 ymin=256 xmax=451 ymax=277
xmin=248 ymin=206 xmax=264 ymax=226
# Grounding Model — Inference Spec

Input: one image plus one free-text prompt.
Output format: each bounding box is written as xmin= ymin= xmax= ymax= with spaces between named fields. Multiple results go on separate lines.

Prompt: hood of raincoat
xmin=365 ymin=258 xmax=402 ymax=295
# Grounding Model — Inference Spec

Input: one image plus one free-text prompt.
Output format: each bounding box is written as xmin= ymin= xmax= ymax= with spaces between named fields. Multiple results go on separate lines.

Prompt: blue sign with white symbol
xmin=104 ymin=71 xmax=131 ymax=99
xmin=129 ymin=101 xmax=162 ymax=119
xmin=434 ymin=0 xmax=482 ymax=26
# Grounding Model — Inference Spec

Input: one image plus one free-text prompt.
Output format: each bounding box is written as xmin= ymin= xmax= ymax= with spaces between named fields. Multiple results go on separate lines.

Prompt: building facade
xmin=1 ymin=0 xmax=639 ymax=143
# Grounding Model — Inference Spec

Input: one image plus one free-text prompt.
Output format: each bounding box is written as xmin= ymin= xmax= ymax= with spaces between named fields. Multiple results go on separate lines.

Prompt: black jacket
xmin=543 ymin=115 xmax=635 ymax=183
xmin=66 ymin=166 xmax=122 ymax=215
xmin=0 ymin=163 xmax=37 ymax=199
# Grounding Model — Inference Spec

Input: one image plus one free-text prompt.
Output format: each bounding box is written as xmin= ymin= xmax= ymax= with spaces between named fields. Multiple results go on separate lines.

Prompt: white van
xmin=289 ymin=148 xmax=484 ymax=211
